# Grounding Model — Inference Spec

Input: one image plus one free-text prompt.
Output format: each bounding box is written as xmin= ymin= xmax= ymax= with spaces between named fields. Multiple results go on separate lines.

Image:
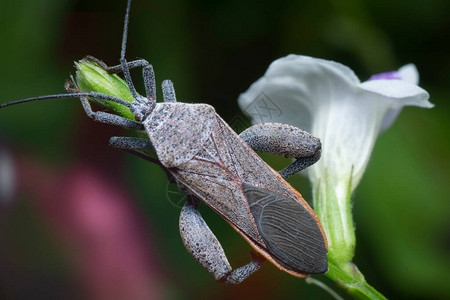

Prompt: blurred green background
xmin=0 ymin=0 xmax=449 ymax=299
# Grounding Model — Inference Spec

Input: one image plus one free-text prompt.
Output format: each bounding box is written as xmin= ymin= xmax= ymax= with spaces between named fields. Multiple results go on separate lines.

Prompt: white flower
xmin=238 ymin=55 xmax=432 ymax=193
xmin=239 ymin=55 xmax=432 ymax=266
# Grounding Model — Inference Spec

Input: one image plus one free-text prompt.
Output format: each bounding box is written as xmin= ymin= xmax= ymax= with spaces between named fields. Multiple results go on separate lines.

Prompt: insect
xmin=1 ymin=0 xmax=327 ymax=284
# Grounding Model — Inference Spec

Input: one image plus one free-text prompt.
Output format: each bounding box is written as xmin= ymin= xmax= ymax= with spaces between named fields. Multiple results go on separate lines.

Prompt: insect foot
xmin=220 ymin=252 xmax=266 ymax=284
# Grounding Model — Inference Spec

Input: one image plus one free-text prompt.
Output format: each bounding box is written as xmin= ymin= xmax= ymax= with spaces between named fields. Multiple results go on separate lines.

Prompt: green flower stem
xmin=327 ymin=262 xmax=386 ymax=300
xmin=313 ymin=171 xmax=386 ymax=300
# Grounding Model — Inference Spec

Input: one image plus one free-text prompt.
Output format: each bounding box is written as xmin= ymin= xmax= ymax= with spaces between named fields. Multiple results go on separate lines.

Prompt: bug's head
xmin=130 ymin=95 xmax=156 ymax=122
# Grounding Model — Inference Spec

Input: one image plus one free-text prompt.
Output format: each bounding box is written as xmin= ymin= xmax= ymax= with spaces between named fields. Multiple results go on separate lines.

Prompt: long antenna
xmin=0 ymin=92 xmax=131 ymax=109
xmin=121 ymin=0 xmax=132 ymax=60
xmin=120 ymin=0 xmax=138 ymax=99
xmin=1 ymin=0 xmax=137 ymax=110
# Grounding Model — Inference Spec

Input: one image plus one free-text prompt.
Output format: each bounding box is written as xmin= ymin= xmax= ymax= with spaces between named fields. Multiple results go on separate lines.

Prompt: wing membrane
xmin=242 ymin=182 xmax=328 ymax=274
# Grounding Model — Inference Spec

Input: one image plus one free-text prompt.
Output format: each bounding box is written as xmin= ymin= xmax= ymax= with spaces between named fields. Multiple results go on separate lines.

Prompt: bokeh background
xmin=0 ymin=0 xmax=449 ymax=299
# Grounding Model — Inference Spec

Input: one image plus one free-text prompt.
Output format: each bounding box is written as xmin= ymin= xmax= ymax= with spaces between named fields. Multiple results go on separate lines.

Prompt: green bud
xmin=74 ymin=58 xmax=135 ymax=120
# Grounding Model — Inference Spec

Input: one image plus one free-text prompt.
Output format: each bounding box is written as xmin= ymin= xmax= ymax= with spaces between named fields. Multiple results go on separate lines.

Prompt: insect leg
xmin=109 ymin=136 xmax=175 ymax=180
xmin=162 ymin=80 xmax=177 ymax=103
xmin=179 ymin=199 xmax=265 ymax=284
xmin=240 ymin=123 xmax=321 ymax=179
xmin=79 ymin=96 xmax=143 ymax=129
xmin=86 ymin=56 xmax=149 ymax=74
xmin=221 ymin=252 xmax=265 ymax=284
xmin=85 ymin=56 xmax=156 ymax=100
xmin=109 ymin=136 xmax=153 ymax=151
xmin=109 ymin=136 xmax=162 ymax=164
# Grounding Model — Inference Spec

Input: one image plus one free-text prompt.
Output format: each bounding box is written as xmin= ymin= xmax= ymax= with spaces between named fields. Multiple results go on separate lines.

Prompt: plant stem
xmin=326 ymin=262 xmax=387 ymax=300
xmin=312 ymin=172 xmax=387 ymax=299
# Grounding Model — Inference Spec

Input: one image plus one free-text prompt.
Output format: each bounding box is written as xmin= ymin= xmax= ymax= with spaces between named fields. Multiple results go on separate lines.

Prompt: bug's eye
xmin=134 ymin=112 xmax=144 ymax=122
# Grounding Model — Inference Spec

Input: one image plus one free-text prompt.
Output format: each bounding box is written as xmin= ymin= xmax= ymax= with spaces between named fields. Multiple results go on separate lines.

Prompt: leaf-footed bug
xmin=0 ymin=0 xmax=327 ymax=284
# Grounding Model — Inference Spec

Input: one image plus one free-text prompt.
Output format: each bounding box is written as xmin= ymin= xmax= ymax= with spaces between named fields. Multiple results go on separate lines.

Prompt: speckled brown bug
xmin=0 ymin=0 xmax=327 ymax=284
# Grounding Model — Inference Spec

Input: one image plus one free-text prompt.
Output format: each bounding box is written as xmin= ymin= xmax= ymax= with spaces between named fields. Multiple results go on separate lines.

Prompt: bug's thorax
xmin=130 ymin=95 xmax=156 ymax=122
xmin=143 ymin=102 xmax=217 ymax=168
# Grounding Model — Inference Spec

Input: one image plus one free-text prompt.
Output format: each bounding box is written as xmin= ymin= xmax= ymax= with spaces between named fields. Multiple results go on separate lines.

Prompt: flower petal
xmin=366 ymin=64 xmax=424 ymax=133
xmin=369 ymin=71 xmax=402 ymax=81
xmin=379 ymin=108 xmax=402 ymax=134
xmin=238 ymin=55 xmax=361 ymax=132
xmin=369 ymin=64 xmax=419 ymax=84
xmin=239 ymin=55 xmax=432 ymax=192
xmin=360 ymin=79 xmax=432 ymax=108
xmin=397 ymin=64 xmax=419 ymax=85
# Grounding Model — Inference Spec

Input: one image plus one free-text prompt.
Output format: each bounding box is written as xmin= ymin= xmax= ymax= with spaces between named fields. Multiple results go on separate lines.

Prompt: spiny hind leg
xmin=240 ymin=123 xmax=321 ymax=179
xmin=179 ymin=198 xmax=265 ymax=284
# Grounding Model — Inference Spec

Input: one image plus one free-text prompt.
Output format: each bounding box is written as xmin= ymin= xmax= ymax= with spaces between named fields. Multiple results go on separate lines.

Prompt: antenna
xmin=119 ymin=0 xmax=139 ymax=99
xmin=121 ymin=0 xmax=132 ymax=60
xmin=0 ymin=0 xmax=137 ymax=111
xmin=0 ymin=92 xmax=131 ymax=109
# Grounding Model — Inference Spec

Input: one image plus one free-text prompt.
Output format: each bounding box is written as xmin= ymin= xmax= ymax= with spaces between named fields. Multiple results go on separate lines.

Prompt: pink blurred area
xmin=1 ymin=151 xmax=165 ymax=300
xmin=0 ymin=133 xmax=300 ymax=300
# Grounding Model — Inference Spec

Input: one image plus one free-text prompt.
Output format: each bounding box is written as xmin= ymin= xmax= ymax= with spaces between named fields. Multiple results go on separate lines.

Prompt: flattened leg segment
xmin=179 ymin=200 xmax=265 ymax=284
xmin=240 ymin=123 xmax=321 ymax=179
xmin=179 ymin=200 xmax=232 ymax=281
